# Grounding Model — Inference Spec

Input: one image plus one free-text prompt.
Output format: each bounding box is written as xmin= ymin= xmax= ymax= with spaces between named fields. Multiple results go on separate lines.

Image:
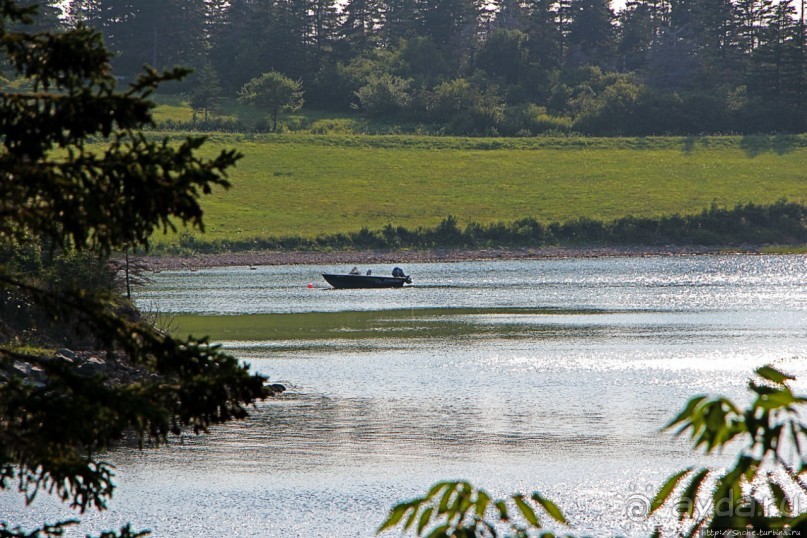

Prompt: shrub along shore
xmin=139 ymin=201 xmax=807 ymax=270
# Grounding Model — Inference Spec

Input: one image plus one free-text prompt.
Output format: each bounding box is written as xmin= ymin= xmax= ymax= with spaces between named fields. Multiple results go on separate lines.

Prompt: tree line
xmin=19 ymin=0 xmax=807 ymax=135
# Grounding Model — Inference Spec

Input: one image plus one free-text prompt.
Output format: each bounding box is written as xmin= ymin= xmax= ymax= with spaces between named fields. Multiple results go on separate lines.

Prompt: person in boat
xmin=366 ymin=269 xmax=372 ymax=275
xmin=349 ymin=267 xmax=360 ymax=275
xmin=392 ymin=267 xmax=406 ymax=278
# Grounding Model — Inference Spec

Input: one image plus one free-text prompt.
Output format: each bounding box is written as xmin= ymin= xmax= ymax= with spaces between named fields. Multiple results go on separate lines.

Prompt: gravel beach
xmin=134 ymin=245 xmax=744 ymax=271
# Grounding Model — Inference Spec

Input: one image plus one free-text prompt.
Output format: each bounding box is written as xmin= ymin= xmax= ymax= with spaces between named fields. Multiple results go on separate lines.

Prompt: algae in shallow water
xmin=171 ymin=307 xmax=603 ymax=343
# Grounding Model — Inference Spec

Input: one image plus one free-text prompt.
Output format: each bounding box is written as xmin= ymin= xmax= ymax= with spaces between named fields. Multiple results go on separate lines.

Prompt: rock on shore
xmin=3 ymin=348 xmax=286 ymax=395
xmin=1 ymin=348 xmax=151 ymax=387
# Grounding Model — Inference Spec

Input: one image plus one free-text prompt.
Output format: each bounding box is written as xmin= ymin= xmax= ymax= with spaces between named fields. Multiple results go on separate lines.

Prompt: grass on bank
xmin=760 ymin=244 xmax=807 ymax=254
xmin=141 ymin=133 xmax=807 ymax=248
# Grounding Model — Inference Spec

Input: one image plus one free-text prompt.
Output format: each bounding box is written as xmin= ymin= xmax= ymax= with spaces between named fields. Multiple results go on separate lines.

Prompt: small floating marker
xmin=307 ymin=283 xmax=314 ymax=288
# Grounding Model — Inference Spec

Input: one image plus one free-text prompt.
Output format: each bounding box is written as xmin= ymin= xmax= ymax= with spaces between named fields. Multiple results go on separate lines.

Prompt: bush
xmin=0 ymin=243 xmax=122 ymax=349
xmin=157 ymin=117 xmax=245 ymax=132
xmin=308 ymin=118 xmax=363 ymax=134
xmin=427 ymin=79 xmax=505 ymax=135
xmin=354 ymin=74 xmax=414 ymax=118
xmin=501 ymin=103 xmax=572 ymax=135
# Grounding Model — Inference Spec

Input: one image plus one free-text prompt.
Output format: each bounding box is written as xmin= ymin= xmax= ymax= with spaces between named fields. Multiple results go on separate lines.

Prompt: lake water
xmin=3 ymin=255 xmax=807 ymax=537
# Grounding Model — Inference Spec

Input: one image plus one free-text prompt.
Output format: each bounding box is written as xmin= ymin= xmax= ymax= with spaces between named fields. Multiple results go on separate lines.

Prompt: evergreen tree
xmin=669 ymin=0 xmax=743 ymax=85
xmin=67 ymin=0 xmax=207 ymax=82
xmin=208 ymin=0 xmax=259 ymax=91
xmin=525 ymin=0 xmax=564 ymax=69
xmin=159 ymin=0 xmax=208 ymax=72
xmin=191 ymin=60 xmax=224 ymax=122
xmin=340 ymin=0 xmax=385 ymax=53
xmin=565 ymin=0 xmax=615 ymax=66
xmin=308 ymin=0 xmax=340 ymax=56
xmin=643 ymin=21 xmax=700 ymax=89
xmin=491 ymin=0 xmax=528 ymax=30
xmin=260 ymin=0 xmax=311 ymax=78
xmin=383 ymin=0 xmax=421 ymax=45
xmin=734 ymin=0 xmax=776 ymax=52
xmin=417 ymin=0 xmax=482 ymax=70
xmin=745 ymin=0 xmax=806 ymax=129
xmin=618 ymin=1 xmax=654 ymax=70
xmin=205 ymin=0 xmax=231 ymax=44
xmin=211 ymin=0 xmax=312 ymax=92
xmin=204 ymin=0 xmax=234 ymax=81
xmin=617 ymin=0 xmax=671 ymax=70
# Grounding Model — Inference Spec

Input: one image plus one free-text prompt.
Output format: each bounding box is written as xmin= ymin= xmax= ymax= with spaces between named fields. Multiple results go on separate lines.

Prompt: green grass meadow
xmin=146 ymin=133 xmax=807 ymax=246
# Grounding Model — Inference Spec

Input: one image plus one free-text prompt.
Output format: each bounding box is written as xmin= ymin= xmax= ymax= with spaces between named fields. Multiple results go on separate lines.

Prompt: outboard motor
xmin=392 ymin=267 xmax=412 ymax=284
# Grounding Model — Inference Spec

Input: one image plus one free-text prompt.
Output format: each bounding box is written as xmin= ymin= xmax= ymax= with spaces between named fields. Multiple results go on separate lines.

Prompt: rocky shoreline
xmin=135 ymin=245 xmax=749 ymax=271
xmin=5 ymin=348 xmax=286 ymax=396
xmin=3 ymin=348 xmax=149 ymax=387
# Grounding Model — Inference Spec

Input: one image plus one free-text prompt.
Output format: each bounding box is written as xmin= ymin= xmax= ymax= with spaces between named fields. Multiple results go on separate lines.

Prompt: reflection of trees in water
xmin=212 ymin=392 xmax=673 ymax=469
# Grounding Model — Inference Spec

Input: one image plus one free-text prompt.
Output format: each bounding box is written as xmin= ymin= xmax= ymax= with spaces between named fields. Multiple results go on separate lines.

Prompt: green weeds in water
xmin=170 ymin=307 xmax=596 ymax=343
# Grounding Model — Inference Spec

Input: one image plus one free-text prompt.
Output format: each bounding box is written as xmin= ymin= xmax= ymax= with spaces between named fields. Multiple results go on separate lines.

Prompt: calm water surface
xmin=4 ymin=255 xmax=806 ymax=537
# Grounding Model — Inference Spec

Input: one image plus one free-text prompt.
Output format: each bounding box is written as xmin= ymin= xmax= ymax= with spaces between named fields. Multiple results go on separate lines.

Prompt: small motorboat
xmin=322 ymin=267 xmax=412 ymax=289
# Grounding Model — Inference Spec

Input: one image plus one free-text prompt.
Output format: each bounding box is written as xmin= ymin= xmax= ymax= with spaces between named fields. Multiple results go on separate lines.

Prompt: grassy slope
xmin=150 ymin=133 xmax=807 ymax=245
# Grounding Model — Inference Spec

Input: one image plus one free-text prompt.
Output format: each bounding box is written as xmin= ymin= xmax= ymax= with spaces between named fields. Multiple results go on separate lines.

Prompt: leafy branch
xmin=650 ymin=365 xmax=807 ymax=534
xmin=378 ymin=480 xmax=568 ymax=537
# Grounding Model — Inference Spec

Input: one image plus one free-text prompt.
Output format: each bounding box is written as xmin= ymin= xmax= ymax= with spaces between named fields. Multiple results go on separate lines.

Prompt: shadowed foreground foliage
xmin=0 ymin=2 xmax=271 ymax=536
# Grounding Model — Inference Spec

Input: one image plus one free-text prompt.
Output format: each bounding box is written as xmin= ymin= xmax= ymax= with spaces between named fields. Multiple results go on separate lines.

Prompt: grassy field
xmin=144 ymin=132 xmax=807 ymax=246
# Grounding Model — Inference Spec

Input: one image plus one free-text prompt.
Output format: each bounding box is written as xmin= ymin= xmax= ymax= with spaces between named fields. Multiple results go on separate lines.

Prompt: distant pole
xmin=125 ymin=248 xmax=131 ymax=300
xmin=800 ymin=0 xmax=806 ymax=123
xmin=801 ymin=0 xmax=806 ymax=42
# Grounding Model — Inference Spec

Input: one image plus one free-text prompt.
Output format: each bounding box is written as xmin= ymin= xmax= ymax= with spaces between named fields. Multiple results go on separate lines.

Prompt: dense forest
xmin=21 ymin=0 xmax=807 ymax=135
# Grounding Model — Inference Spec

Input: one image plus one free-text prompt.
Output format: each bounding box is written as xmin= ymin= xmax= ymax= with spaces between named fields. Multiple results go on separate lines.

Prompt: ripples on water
xmin=3 ymin=255 xmax=806 ymax=537
xmin=135 ymin=255 xmax=807 ymax=314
